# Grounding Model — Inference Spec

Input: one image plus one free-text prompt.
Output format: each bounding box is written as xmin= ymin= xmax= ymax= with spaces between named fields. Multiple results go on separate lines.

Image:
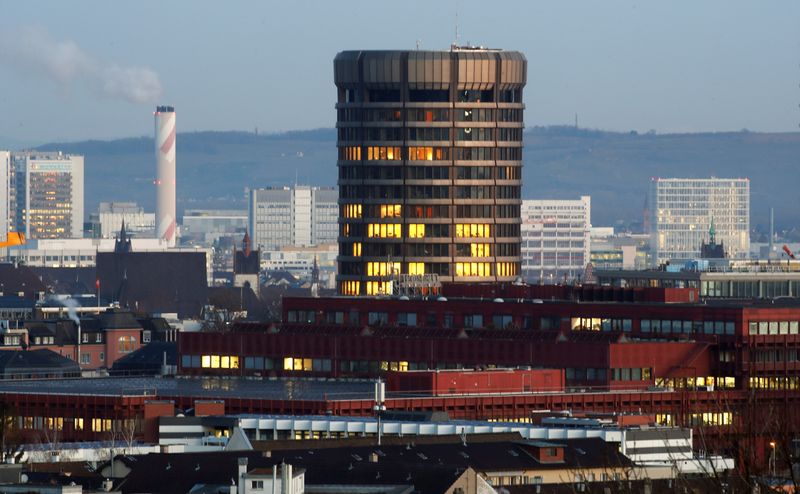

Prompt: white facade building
xmin=92 ymin=202 xmax=155 ymax=239
xmin=11 ymin=152 xmax=84 ymax=239
xmin=182 ymin=209 xmax=248 ymax=245
xmin=249 ymin=186 xmax=337 ymax=251
xmin=521 ymin=197 xmax=591 ymax=283
xmin=0 ymin=151 xmax=9 ymax=245
xmin=648 ymin=178 xmax=750 ymax=265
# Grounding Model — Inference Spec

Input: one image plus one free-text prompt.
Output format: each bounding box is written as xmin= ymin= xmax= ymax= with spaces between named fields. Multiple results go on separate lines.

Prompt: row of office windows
xmin=338 ymin=146 xmax=522 ymax=162
xmin=342 ymin=221 xmax=520 ymax=239
xmin=180 ymin=355 xmax=241 ymax=369
xmin=338 ymin=127 xmax=522 ymax=142
xmin=339 ymin=165 xmax=521 ymax=182
xmin=751 ymin=348 xmax=800 ymax=363
xmin=748 ymin=321 xmax=800 ymax=336
xmin=19 ymin=416 xmax=112 ymax=432
xmin=340 ymin=204 xmax=520 ymax=221
xmin=654 ymin=376 xmax=737 ymax=389
xmin=749 ymin=376 xmax=800 ymax=390
xmin=337 ymin=108 xmax=523 ymax=123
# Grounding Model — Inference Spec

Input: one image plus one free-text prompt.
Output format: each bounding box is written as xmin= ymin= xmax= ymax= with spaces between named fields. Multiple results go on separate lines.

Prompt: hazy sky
xmin=1 ymin=0 xmax=798 ymax=143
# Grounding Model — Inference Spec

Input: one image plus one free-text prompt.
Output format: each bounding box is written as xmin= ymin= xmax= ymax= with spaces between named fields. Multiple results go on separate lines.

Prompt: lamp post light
xmin=769 ymin=440 xmax=776 ymax=478
xmin=374 ymin=379 xmax=386 ymax=446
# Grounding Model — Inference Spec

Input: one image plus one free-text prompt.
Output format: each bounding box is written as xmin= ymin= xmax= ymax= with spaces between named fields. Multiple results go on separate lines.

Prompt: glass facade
xmin=648 ymin=178 xmax=750 ymax=264
xmin=334 ymin=49 xmax=526 ymax=294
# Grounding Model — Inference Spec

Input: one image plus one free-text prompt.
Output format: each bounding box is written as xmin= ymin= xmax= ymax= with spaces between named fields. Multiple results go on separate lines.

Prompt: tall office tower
xmin=11 ymin=152 xmax=84 ymax=239
xmin=521 ymin=196 xmax=591 ymax=283
xmin=249 ymin=185 xmax=338 ymax=251
xmin=648 ymin=178 xmax=750 ymax=265
xmin=0 ymin=151 xmax=9 ymax=243
xmin=334 ymin=49 xmax=527 ymax=295
xmin=155 ymin=105 xmax=177 ymax=246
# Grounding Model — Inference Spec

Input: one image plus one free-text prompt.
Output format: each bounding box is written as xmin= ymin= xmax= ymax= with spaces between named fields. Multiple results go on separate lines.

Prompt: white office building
xmin=11 ymin=152 xmax=84 ymax=239
xmin=182 ymin=209 xmax=248 ymax=245
xmin=248 ymin=186 xmax=337 ymax=251
xmin=648 ymin=178 xmax=749 ymax=265
xmin=91 ymin=202 xmax=155 ymax=239
xmin=0 ymin=151 xmax=9 ymax=244
xmin=521 ymin=197 xmax=591 ymax=283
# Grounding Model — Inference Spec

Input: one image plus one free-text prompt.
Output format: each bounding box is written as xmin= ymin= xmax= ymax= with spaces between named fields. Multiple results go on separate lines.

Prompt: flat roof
xmin=0 ymin=376 xmax=375 ymax=401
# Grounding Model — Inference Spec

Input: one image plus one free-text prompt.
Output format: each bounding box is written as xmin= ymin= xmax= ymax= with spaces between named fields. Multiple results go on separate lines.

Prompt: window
xmin=91 ymin=418 xmax=112 ymax=432
xmin=251 ymin=481 xmax=264 ymax=490
xmin=74 ymin=418 xmax=84 ymax=431
xmin=366 ymin=262 xmax=400 ymax=277
xmin=142 ymin=331 xmax=151 ymax=343
xmin=408 ymin=224 xmax=426 ymax=238
xmin=380 ymin=204 xmax=401 ymax=218
xmin=118 ymin=336 xmax=135 ymax=354
xmin=455 ymin=262 xmax=491 ymax=277
xmin=82 ymin=333 xmax=89 ymax=343
xmin=455 ymin=224 xmax=490 ymax=238
xmin=80 ymin=353 xmax=91 ymax=365
xmin=367 ymin=223 xmax=401 ymax=238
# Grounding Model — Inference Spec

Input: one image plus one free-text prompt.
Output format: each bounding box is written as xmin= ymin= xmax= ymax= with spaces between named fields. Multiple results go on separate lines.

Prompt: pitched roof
xmin=111 ymin=341 xmax=177 ymax=374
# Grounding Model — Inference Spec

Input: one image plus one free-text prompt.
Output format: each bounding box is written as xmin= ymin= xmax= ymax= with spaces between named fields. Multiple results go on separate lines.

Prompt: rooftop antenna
xmin=416 ymin=39 xmax=422 ymax=50
xmin=452 ymin=1 xmax=460 ymax=49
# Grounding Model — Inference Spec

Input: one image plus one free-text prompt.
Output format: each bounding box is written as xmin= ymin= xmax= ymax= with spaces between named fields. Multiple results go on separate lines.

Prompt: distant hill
xmin=37 ymin=127 xmax=800 ymax=231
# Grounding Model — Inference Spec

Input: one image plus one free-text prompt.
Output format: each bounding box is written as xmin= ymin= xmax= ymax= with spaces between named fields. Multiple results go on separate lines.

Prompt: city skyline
xmin=0 ymin=0 xmax=798 ymax=144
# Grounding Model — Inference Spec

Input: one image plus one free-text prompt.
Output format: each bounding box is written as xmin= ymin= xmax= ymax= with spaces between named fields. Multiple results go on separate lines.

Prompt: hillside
xmin=37 ymin=127 xmax=800 ymax=230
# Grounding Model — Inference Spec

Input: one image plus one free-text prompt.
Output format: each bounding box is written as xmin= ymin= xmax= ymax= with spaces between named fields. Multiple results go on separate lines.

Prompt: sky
xmin=0 ymin=0 xmax=798 ymax=143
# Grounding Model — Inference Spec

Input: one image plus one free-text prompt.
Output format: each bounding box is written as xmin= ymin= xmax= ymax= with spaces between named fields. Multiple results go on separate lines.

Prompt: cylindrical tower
xmin=154 ymin=105 xmax=176 ymax=246
xmin=334 ymin=49 xmax=527 ymax=296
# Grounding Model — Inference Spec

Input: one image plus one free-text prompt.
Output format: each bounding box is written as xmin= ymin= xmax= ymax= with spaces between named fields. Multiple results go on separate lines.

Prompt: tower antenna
xmin=452 ymin=1 xmax=461 ymax=49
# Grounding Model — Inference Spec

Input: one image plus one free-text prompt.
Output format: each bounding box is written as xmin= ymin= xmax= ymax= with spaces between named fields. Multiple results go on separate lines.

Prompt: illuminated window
xmin=455 ymin=262 xmax=491 ymax=277
xmin=74 ymin=418 xmax=84 ymax=430
xmin=340 ymin=146 xmax=361 ymax=160
xmin=352 ymin=242 xmax=362 ymax=256
xmin=91 ymin=418 xmax=112 ymax=432
xmin=408 ymin=262 xmax=425 ymax=275
xmin=210 ymin=355 xmax=220 ymax=368
xmin=201 ymin=355 xmax=211 ymax=368
xmin=340 ymin=281 xmax=361 ymax=295
xmin=46 ymin=417 xmax=64 ymax=431
xmin=117 ymin=336 xmax=136 ymax=354
xmin=407 ymin=146 xmax=447 ymax=161
xmin=367 ymin=262 xmax=401 ymax=277
xmin=496 ymin=262 xmax=518 ymax=277
xmin=456 ymin=224 xmax=490 ymax=238
xmin=408 ymin=224 xmax=425 ymax=238
xmin=366 ymin=146 xmax=401 ymax=161
xmin=367 ymin=223 xmax=402 ymax=238
xmin=380 ymin=204 xmax=402 ymax=218
xmin=366 ymin=281 xmax=391 ymax=295
xmin=284 ymin=357 xmax=313 ymax=371
xmin=343 ymin=204 xmax=362 ymax=218
xmin=471 ymin=243 xmax=491 ymax=257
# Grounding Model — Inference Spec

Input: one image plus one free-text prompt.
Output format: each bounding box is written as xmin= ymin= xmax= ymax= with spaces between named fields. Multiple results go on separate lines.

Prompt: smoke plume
xmin=0 ymin=26 xmax=162 ymax=104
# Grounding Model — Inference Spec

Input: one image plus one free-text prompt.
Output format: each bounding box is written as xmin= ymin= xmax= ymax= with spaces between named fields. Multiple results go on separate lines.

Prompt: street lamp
xmin=769 ymin=440 xmax=776 ymax=478
xmin=374 ymin=379 xmax=386 ymax=446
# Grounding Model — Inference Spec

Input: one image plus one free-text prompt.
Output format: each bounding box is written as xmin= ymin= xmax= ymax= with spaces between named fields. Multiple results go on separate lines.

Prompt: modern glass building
xmin=11 ymin=152 xmax=84 ymax=239
xmin=648 ymin=178 xmax=749 ymax=265
xmin=334 ymin=49 xmax=527 ymax=295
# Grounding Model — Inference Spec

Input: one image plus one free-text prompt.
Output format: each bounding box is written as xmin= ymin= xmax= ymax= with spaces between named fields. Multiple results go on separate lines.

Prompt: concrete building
xmin=89 ymin=202 xmax=155 ymax=239
xmin=11 ymin=152 xmax=84 ymax=239
xmin=335 ymin=49 xmax=527 ymax=295
xmin=182 ymin=209 xmax=248 ymax=246
xmin=0 ymin=151 xmax=9 ymax=246
xmin=248 ymin=186 xmax=337 ymax=251
xmin=521 ymin=197 xmax=591 ymax=283
xmin=648 ymin=177 xmax=750 ymax=265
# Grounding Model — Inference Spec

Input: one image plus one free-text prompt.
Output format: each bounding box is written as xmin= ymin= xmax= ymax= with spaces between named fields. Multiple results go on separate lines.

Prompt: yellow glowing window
xmin=352 ymin=242 xmax=362 ymax=256
xmin=456 ymin=224 xmax=490 ymax=238
xmin=283 ymin=357 xmax=294 ymax=370
xmin=221 ymin=356 xmax=230 ymax=368
xmin=366 ymin=146 xmax=401 ymax=161
xmin=230 ymin=356 xmax=239 ymax=369
xmin=471 ymin=243 xmax=490 ymax=257
xmin=366 ymin=281 xmax=391 ymax=295
xmin=201 ymin=355 xmax=211 ymax=368
xmin=408 ymin=224 xmax=425 ymax=238
xmin=342 ymin=224 xmax=350 ymax=236
xmin=367 ymin=262 xmax=401 ymax=277
xmin=74 ymin=418 xmax=84 ymax=431
xmin=380 ymin=204 xmax=402 ymax=218
xmin=408 ymin=262 xmax=425 ymax=275
xmin=368 ymin=223 xmax=401 ymax=238
xmin=340 ymin=281 xmax=361 ymax=295
xmin=343 ymin=204 xmax=362 ymax=218
xmin=455 ymin=262 xmax=491 ymax=277
xmin=496 ymin=262 xmax=518 ymax=277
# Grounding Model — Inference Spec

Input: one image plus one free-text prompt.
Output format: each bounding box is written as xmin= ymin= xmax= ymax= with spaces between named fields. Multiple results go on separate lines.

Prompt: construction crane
xmin=0 ymin=232 xmax=25 ymax=248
